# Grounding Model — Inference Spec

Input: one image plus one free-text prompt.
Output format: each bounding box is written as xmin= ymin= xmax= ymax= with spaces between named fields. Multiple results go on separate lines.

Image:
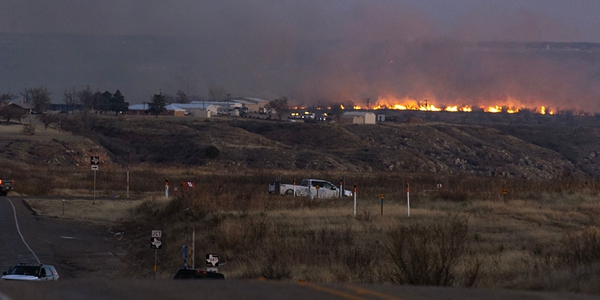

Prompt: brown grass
xmin=9 ymin=162 xmax=600 ymax=294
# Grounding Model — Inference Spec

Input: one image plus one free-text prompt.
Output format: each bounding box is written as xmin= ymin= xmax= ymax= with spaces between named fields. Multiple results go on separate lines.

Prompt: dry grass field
xmin=24 ymin=173 xmax=600 ymax=294
xmin=4 ymin=115 xmax=600 ymax=295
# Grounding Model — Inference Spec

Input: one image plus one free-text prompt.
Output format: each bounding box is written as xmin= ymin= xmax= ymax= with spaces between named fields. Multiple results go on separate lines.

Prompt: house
xmin=340 ymin=111 xmax=376 ymax=124
xmin=7 ymin=99 xmax=34 ymax=115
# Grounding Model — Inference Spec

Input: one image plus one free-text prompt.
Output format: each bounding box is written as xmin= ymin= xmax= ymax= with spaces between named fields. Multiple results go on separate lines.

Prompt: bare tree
xmin=208 ymin=86 xmax=227 ymax=101
xmin=0 ymin=93 xmax=15 ymax=106
xmin=0 ymin=105 xmax=26 ymax=124
xmin=77 ymin=85 xmax=95 ymax=111
xmin=38 ymin=113 xmax=60 ymax=130
xmin=21 ymin=87 xmax=51 ymax=113
xmin=63 ymin=87 xmax=78 ymax=112
xmin=267 ymin=97 xmax=289 ymax=120
xmin=175 ymin=90 xmax=190 ymax=103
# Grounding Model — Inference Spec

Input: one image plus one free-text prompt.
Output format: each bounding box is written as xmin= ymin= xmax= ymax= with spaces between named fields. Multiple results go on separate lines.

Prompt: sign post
xmin=380 ymin=194 xmax=385 ymax=216
xmin=165 ymin=178 xmax=169 ymax=199
xmin=182 ymin=245 xmax=188 ymax=269
xmin=126 ymin=165 xmax=130 ymax=199
xmin=353 ymin=183 xmax=357 ymax=217
xmin=151 ymin=230 xmax=162 ymax=279
xmin=91 ymin=156 xmax=99 ymax=205
xmin=502 ymin=188 xmax=508 ymax=203
xmin=406 ymin=183 xmax=410 ymax=217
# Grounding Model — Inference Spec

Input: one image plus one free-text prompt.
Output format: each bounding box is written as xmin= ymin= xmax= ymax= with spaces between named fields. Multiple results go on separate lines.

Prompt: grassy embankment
xmin=16 ymin=162 xmax=600 ymax=294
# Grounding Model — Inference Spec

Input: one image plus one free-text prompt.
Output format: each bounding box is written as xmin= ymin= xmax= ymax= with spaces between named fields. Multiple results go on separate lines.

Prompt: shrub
xmin=386 ymin=215 xmax=480 ymax=286
xmin=205 ymin=145 xmax=221 ymax=159
xmin=560 ymin=227 xmax=600 ymax=266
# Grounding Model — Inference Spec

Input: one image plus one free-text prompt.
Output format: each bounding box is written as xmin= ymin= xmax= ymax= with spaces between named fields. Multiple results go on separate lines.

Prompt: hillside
xmin=2 ymin=115 xmax=599 ymax=180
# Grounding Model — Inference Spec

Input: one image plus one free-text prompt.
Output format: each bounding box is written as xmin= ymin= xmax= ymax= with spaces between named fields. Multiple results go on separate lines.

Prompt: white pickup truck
xmin=269 ymin=178 xmax=353 ymax=199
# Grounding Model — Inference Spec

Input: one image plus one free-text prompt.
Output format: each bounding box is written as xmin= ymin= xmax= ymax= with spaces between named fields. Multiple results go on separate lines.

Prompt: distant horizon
xmin=2 ymin=31 xmax=600 ymax=112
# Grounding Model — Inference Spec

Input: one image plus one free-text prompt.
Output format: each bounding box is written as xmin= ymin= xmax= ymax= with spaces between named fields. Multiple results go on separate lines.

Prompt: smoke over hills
xmin=1 ymin=0 xmax=599 ymax=111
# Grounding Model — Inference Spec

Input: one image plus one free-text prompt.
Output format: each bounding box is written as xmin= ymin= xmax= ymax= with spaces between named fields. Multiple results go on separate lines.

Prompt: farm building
xmin=126 ymin=104 xmax=186 ymax=116
xmin=340 ymin=111 xmax=376 ymax=124
xmin=170 ymin=103 xmax=219 ymax=117
xmin=233 ymin=97 xmax=270 ymax=113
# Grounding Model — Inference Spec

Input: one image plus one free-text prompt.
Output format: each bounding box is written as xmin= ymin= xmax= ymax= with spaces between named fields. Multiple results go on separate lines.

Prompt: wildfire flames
xmin=293 ymin=97 xmax=558 ymax=115
xmin=351 ymin=97 xmax=555 ymax=115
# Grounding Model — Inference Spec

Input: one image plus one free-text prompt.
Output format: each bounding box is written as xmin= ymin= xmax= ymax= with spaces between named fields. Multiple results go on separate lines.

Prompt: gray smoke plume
xmin=1 ymin=0 xmax=599 ymax=111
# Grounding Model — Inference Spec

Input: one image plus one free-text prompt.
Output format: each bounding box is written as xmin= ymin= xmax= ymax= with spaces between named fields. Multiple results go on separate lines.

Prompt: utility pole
xmin=226 ymin=93 xmax=231 ymax=117
xmin=142 ymin=101 xmax=147 ymax=130
xmin=425 ymin=99 xmax=429 ymax=122
xmin=366 ymin=98 xmax=370 ymax=110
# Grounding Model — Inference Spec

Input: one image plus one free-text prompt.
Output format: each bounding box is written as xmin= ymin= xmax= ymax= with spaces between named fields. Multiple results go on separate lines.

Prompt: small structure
xmin=126 ymin=104 xmax=185 ymax=116
xmin=7 ymin=99 xmax=34 ymax=115
xmin=233 ymin=97 xmax=270 ymax=113
xmin=340 ymin=111 xmax=376 ymax=124
xmin=170 ymin=103 xmax=219 ymax=117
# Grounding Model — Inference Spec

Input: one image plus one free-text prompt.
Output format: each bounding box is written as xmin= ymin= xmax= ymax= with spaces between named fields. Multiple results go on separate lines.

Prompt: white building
xmin=340 ymin=111 xmax=377 ymax=124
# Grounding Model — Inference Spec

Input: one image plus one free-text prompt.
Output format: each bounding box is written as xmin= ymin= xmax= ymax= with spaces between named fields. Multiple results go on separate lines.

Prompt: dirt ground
xmin=15 ymin=197 xmax=132 ymax=279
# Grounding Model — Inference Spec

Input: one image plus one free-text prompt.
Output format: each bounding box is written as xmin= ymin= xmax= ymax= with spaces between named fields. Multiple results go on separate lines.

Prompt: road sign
xmin=206 ymin=254 xmax=219 ymax=267
xmin=183 ymin=245 xmax=188 ymax=269
xmin=91 ymin=165 xmax=98 ymax=171
xmin=151 ymin=238 xmax=162 ymax=249
xmin=91 ymin=156 xmax=99 ymax=165
xmin=151 ymin=230 xmax=162 ymax=238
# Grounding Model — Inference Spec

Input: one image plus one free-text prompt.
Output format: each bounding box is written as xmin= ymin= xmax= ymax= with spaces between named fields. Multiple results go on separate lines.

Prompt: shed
xmin=340 ymin=111 xmax=376 ymax=124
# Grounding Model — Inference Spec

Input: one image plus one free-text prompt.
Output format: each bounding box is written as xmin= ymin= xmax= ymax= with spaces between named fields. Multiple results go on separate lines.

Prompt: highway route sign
xmin=151 ymin=230 xmax=162 ymax=238
xmin=91 ymin=156 xmax=99 ymax=170
xmin=151 ymin=238 xmax=162 ymax=249
xmin=206 ymin=254 xmax=219 ymax=267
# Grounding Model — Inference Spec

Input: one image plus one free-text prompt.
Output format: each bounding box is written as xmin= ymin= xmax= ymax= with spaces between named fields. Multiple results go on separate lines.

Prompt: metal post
xmin=339 ymin=178 xmax=343 ymax=198
xmin=154 ymin=249 xmax=157 ymax=279
xmin=353 ymin=183 xmax=357 ymax=217
xmin=192 ymin=229 xmax=195 ymax=269
xmin=293 ymin=178 xmax=296 ymax=197
xmin=126 ymin=166 xmax=130 ymax=199
xmin=406 ymin=183 xmax=410 ymax=217
xmin=62 ymin=199 xmax=65 ymax=216
xmin=93 ymin=170 xmax=96 ymax=205
xmin=380 ymin=194 xmax=384 ymax=215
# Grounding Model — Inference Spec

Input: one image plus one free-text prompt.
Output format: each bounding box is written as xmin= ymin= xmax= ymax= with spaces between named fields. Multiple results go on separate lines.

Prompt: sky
xmin=1 ymin=0 xmax=600 ymax=111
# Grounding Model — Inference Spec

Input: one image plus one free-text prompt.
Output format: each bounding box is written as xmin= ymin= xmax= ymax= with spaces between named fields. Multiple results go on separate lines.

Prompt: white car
xmin=1 ymin=263 xmax=59 ymax=281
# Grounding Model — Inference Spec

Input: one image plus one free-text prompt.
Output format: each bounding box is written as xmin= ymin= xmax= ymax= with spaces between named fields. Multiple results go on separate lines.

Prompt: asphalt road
xmin=1 ymin=196 xmax=600 ymax=300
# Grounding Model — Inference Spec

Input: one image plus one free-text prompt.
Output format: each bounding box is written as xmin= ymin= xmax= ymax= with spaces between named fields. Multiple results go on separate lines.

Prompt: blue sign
xmin=183 ymin=245 xmax=189 ymax=269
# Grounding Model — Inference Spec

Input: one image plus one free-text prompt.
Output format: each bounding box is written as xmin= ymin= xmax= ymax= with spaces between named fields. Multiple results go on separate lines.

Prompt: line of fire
xmin=292 ymin=98 xmax=558 ymax=115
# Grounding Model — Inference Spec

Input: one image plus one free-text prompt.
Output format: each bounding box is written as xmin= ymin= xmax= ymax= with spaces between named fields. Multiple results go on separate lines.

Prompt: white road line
xmin=6 ymin=198 xmax=40 ymax=264
xmin=0 ymin=291 xmax=13 ymax=300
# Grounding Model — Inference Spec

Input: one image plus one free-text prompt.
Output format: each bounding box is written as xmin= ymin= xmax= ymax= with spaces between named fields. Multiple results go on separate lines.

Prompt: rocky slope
xmin=2 ymin=116 xmax=599 ymax=180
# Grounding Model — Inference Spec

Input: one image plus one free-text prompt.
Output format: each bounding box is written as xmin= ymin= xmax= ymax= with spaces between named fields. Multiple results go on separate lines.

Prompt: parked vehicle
xmin=0 ymin=177 xmax=14 ymax=196
xmin=1 ymin=263 xmax=59 ymax=281
xmin=269 ymin=178 xmax=353 ymax=199
xmin=172 ymin=268 xmax=225 ymax=280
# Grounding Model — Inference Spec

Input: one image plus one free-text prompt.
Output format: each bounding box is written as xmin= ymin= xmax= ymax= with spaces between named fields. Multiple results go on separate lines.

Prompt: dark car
xmin=172 ymin=269 xmax=225 ymax=280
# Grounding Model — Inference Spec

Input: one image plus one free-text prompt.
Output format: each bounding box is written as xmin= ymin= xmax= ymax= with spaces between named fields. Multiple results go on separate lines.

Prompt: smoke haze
xmin=1 ymin=0 xmax=600 ymax=111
